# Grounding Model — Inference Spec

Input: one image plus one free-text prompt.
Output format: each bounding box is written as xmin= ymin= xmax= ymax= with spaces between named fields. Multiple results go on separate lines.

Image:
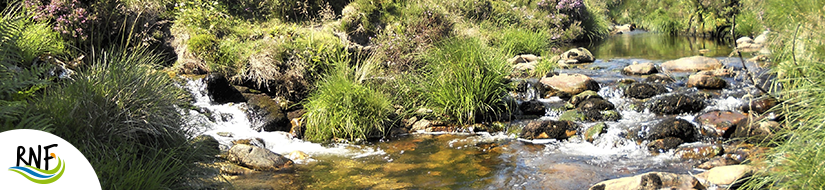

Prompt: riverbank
xmin=1 ymin=0 xmax=822 ymax=189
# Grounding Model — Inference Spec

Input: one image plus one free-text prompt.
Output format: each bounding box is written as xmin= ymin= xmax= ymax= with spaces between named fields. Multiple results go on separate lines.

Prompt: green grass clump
xmin=303 ymin=56 xmax=392 ymax=143
xmin=35 ymin=47 xmax=203 ymax=189
xmin=494 ymin=28 xmax=553 ymax=55
xmin=422 ymin=37 xmax=511 ymax=124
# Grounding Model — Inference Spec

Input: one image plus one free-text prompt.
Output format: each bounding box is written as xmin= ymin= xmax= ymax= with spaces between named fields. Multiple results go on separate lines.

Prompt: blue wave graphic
xmin=8 ymin=166 xmax=55 ymax=179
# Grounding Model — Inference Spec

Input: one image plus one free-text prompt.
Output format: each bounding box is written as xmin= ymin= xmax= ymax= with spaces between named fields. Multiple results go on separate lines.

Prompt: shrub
xmin=422 ymin=37 xmax=511 ymax=124
xmin=303 ymin=56 xmax=392 ymax=143
xmin=23 ymin=0 xmax=95 ymax=42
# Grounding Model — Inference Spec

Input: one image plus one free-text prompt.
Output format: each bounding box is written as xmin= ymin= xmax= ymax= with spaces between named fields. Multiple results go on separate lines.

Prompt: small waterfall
xmin=182 ymin=78 xmax=384 ymax=162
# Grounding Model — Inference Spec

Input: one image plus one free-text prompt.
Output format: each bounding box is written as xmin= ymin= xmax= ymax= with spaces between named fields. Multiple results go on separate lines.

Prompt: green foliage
xmin=16 ymin=20 xmax=64 ymax=64
xmin=422 ymin=37 xmax=511 ymax=124
xmin=304 ymin=56 xmax=393 ymax=142
xmin=493 ymin=28 xmax=553 ymax=55
xmin=740 ymin=0 xmax=825 ymax=189
xmin=35 ymin=47 xmax=196 ymax=188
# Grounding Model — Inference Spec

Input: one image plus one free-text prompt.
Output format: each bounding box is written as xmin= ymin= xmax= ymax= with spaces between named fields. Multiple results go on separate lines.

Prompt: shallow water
xmin=186 ymin=32 xmax=755 ymax=189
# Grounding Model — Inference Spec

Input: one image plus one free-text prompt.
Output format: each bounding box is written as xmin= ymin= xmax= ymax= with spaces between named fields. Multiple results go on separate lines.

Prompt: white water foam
xmin=182 ymin=78 xmax=385 ymax=161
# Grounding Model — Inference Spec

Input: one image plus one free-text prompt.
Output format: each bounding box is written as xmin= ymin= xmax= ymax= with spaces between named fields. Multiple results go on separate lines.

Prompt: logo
xmin=9 ymin=144 xmax=66 ymax=184
xmin=0 ymin=129 xmax=100 ymax=189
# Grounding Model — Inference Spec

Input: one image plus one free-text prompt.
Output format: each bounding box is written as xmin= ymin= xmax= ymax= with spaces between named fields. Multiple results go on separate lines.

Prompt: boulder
xmin=661 ymin=56 xmax=723 ymax=72
xmin=246 ymin=94 xmax=290 ymax=132
xmin=577 ymin=98 xmax=616 ymax=111
xmin=585 ymin=122 xmax=607 ymax=143
xmin=687 ymin=72 xmax=727 ymax=89
xmin=736 ymin=37 xmax=754 ymax=46
xmin=647 ymin=117 xmax=698 ymax=142
xmin=519 ymin=100 xmax=546 ymax=116
xmin=226 ymin=144 xmax=293 ymax=171
xmin=507 ymin=54 xmax=541 ymax=64
xmin=624 ymin=82 xmax=668 ymax=99
xmin=540 ymin=73 xmax=600 ymax=98
xmin=696 ymin=165 xmax=754 ymax=186
xmin=589 ymin=172 xmax=705 ymax=190
xmin=647 ymin=137 xmax=684 ymax=152
xmin=646 ymin=94 xmax=706 ymax=115
xmin=558 ymin=47 xmax=595 ymax=64
xmin=567 ymin=90 xmax=602 ymax=107
xmin=519 ymin=120 xmax=579 ymax=140
xmin=411 ymin=119 xmax=433 ymax=132
xmin=622 ymin=62 xmax=658 ymax=75
xmin=695 ymin=111 xmax=747 ymax=138
xmin=643 ymin=73 xmax=676 ymax=84
xmin=675 ymin=144 xmax=723 ymax=160
xmin=205 ymin=74 xmax=246 ymax=103
xmin=753 ymin=31 xmax=769 ymax=45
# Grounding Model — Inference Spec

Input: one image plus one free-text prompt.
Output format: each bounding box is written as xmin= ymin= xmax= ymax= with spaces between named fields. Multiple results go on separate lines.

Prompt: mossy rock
xmin=560 ymin=110 xmax=586 ymax=122
xmin=585 ymin=123 xmax=607 ymax=142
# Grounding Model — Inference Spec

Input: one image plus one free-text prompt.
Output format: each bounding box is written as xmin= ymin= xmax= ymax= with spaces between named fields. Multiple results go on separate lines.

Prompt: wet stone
xmin=519 ymin=120 xmax=579 ymax=140
xmin=205 ymin=74 xmax=246 ymax=103
xmin=643 ymin=73 xmax=676 ymax=84
xmin=675 ymin=144 xmax=723 ymax=160
xmin=695 ymin=111 xmax=747 ymax=138
xmin=540 ymin=73 xmax=600 ymax=98
xmin=585 ymin=123 xmax=607 ymax=143
xmin=696 ymin=165 xmax=754 ymax=187
xmin=624 ymin=82 xmax=668 ymax=99
xmin=741 ymin=96 xmax=778 ymax=114
xmin=227 ymin=144 xmax=293 ymax=171
xmin=646 ymin=94 xmax=706 ymax=115
xmin=519 ymin=100 xmax=546 ymax=116
xmin=687 ymin=72 xmax=727 ymax=89
xmin=697 ymin=156 xmax=741 ymax=170
xmin=647 ymin=137 xmax=684 ymax=152
xmin=622 ymin=62 xmax=658 ymax=75
xmin=661 ymin=56 xmax=723 ymax=72
xmin=589 ymin=172 xmax=705 ymax=190
xmin=647 ymin=117 xmax=699 ymax=142
xmin=246 ymin=94 xmax=290 ymax=132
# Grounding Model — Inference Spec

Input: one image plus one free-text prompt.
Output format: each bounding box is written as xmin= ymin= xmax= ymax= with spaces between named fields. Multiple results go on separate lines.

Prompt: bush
xmin=422 ymin=37 xmax=511 ymax=124
xmin=303 ymin=56 xmax=392 ymax=143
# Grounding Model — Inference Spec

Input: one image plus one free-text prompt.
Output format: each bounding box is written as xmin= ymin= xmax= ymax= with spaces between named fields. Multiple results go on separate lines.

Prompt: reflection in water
xmin=572 ymin=32 xmax=734 ymax=60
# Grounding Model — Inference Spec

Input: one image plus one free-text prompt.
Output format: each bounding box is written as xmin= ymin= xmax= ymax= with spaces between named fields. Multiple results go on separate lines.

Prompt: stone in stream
xmin=562 ymin=91 xmax=621 ymax=122
xmin=246 ymin=94 xmax=290 ymax=132
xmin=519 ymin=100 xmax=546 ymax=116
xmin=585 ymin=123 xmax=607 ymax=143
xmin=624 ymin=82 xmax=668 ymax=99
xmin=695 ymin=110 xmax=747 ymax=138
xmin=558 ymin=47 xmax=595 ymax=65
xmin=290 ymin=117 xmax=305 ymax=139
xmin=647 ymin=117 xmax=699 ymax=143
xmin=646 ymin=94 xmax=706 ymax=115
xmin=732 ymin=119 xmax=780 ymax=142
xmin=519 ymin=120 xmax=579 ymax=140
xmin=643 ymin=73 xmax=676 ymax=84
xmin=660 ymin=56 xmax=723 ymax=72
xmin=507 ymin=54 xmax=541 ymax=64
xmin=622 ymin=62 xmax=658 ymax=75
xmin=226 ymin=144 xmax=293 ymax=171
xmin=740 ymin=95 xmax=778 ymax=114
xmin=695 ymin=165 xmax=754 ymax=187
xmin=191 ymin=135 xmax=221 ymax=156
xmin=687 ymin=72 xmax=727 ymax=89
xmin=215 ymin=161 xmax=258 ymax=175
xmin=697 ymin=156 xmax=741 ymax=169
xmin=647 ymin=137 xmax=684 ymax=152
xmin=540 ymin=73 xmax=600 ymax=98
xmin=588 ymin=172 xmax=705 ymax=190
xmin=675 ymin=144 xmax=724 ymax=160
xmin=205 ymin=74 xmax=246 ymax=103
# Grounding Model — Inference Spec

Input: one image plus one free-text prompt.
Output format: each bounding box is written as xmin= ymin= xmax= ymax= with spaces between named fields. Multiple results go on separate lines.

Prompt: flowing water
xmin=185 ymin=32 xmax=759 ymax=189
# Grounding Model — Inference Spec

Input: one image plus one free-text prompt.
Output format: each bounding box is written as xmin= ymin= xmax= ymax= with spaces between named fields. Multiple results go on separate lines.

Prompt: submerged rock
xmin=661 ymin=56 xmax=723 ymax=72
xmin=540 ymin=73 xmax=600 ymax=98
xmin=519 ymin=120 xmax=579 ymax=140
xmin=227 ymin=144 xmax=293 ymax=171
xmin=589 ymin=172 xmax=705 ymax=190
xmin=624 ymin=82 xmax=668 ymax=99
xmin=622 ymin=62 xmax=657 ymax=75
xmin=646 ymin=94 xmax=706 ymax=115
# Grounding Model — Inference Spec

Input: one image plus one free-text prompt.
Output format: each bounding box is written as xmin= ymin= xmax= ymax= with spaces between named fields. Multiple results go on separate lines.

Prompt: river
xmin=185 ymin=32 xmax=760 ymax=189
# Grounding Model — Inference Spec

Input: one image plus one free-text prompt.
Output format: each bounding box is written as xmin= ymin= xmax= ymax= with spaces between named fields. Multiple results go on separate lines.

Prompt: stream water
xmin=186 ymin=32 xmax=757 ymax=189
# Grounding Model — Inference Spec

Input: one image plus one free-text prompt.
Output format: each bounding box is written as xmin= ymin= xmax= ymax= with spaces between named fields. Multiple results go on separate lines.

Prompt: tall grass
xmin=740 ymin=0 xmax=825 ymax=189
xmin=422 ymin=37 xmax=511 ymax=124
xmin=303 ymin=54 xmax=393 ymax=143
xmin=35 ymin=47 xmax=203 ymax=189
